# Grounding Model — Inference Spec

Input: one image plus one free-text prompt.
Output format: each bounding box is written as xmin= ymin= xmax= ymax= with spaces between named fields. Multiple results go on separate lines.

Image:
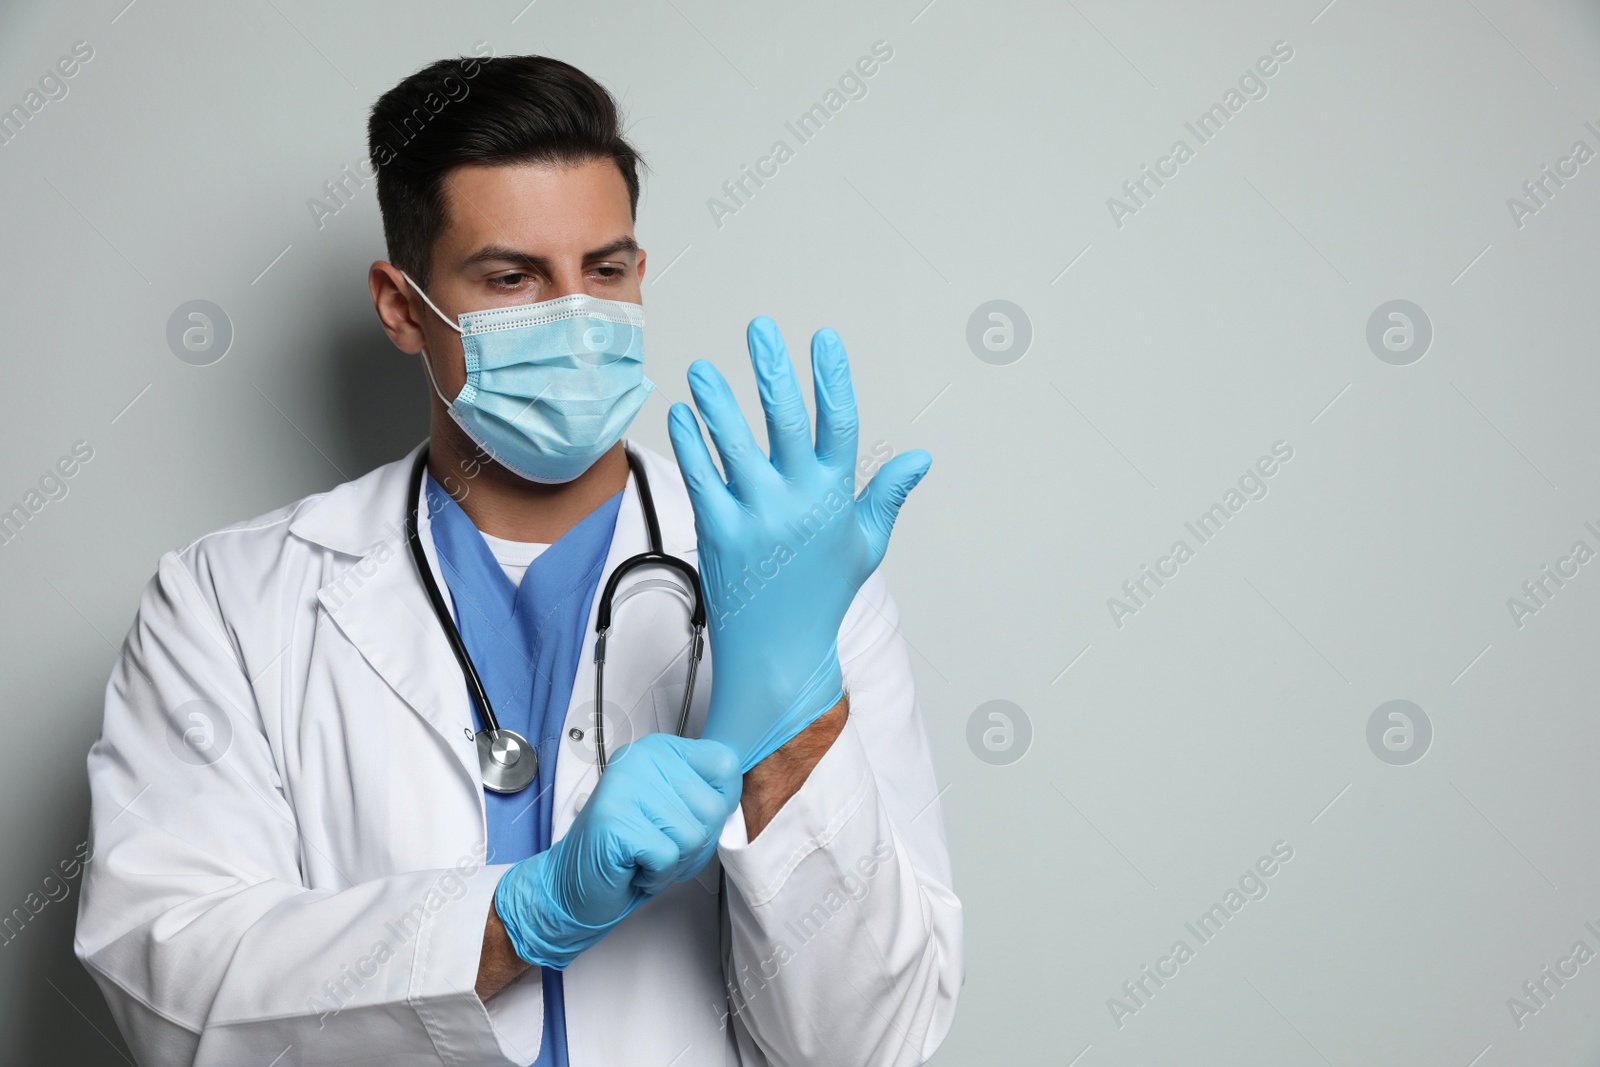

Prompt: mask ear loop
xmin=400 ymin=270 xmax=526 ymax=480
xmin=401 ymin=271 xmax=466 ymax=408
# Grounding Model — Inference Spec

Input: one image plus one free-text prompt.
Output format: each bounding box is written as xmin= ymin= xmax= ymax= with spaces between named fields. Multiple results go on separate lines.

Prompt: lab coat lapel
xmin=287 ymin=441 xmax=702 ymax=838
xmin=291 ymin=444 xmax=483 ymax=799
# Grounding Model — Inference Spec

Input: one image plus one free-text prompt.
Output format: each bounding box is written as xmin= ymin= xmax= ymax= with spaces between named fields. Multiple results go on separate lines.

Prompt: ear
xmin=369 ymin=261 xmax=428 ymax=355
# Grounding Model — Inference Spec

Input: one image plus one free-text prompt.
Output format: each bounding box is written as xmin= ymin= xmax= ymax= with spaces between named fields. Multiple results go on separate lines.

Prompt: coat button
xmin=568 ymin=727 xmax=584 ymax=741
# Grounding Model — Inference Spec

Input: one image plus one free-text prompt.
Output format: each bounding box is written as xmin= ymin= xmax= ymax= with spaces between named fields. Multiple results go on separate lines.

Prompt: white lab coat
xmin=74 ymin=441 xmax=963 ymax=1067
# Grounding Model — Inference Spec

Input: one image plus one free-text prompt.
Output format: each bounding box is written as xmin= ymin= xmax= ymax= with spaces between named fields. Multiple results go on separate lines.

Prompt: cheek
xmin=426 ymin=335 xmax=472 ymax=399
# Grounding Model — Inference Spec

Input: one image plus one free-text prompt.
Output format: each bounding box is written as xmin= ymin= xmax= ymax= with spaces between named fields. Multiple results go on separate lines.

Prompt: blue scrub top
xmin=426 ymin=473 xmax=623 ymax=1067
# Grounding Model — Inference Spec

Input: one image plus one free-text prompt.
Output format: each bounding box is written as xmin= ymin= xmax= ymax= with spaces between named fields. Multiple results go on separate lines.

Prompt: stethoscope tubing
xmin=405 ymin=448 xmax=504 ymax=736
xmin=404 ymin=445 xmax=705 ymax=786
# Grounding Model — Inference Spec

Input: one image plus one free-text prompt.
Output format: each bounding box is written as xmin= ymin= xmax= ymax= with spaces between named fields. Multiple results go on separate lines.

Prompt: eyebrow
xmin=460 ymin=237 xmax=639 ymax=272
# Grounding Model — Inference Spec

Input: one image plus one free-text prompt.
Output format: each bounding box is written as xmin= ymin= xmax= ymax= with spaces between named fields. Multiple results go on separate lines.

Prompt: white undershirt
xmin=477 ymin=530 xmax=549 ymax=587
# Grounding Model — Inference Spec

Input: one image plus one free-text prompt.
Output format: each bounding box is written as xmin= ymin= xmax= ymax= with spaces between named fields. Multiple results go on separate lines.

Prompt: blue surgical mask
xmin=403 ymin=272 xmax=654 ymax=484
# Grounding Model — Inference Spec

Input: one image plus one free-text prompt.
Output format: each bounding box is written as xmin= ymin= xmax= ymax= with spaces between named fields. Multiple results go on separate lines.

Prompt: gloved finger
xmin=676 ymin=836 xmax=722 ymax=883
xmin=687 ymin=359 xmax=779 ymax=502
xmin=639 ymin=790 xmax=719 ymax=891
xmin=638 ymin=739 xmax=738 ymax=879
xmin=666 ymin=760 xmax=742 ymax=848
xmin=669 ymin=737 xmax=744 ymax=806
xmin=746 ymin=316 xmax=816 ymax=477
xmin=654 ymin=814 xmax=717 ymax=887
xmin=811 ymin=327 xmax=860 ymax=473
xmin=628 ymin=823 xmax=685 ymax=896
xmin=679 ymin=765 xmax=740 ymax=880
xmin=667 ymin=402 xmax=739 ymax=529
xmin=856 ymin=449 xmax=932 ymax=566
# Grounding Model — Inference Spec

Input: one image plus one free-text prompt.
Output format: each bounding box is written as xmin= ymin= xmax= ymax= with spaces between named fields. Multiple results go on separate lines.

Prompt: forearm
xmin=740 ymin=696 xmax=848 ymax=838
xmin=476 ymin=894 xmax=532 ymax=1001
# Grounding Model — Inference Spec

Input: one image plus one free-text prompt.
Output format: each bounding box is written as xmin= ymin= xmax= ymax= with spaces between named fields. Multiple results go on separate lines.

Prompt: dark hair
xmin=367 ymin=54 xmax=643 ymax=289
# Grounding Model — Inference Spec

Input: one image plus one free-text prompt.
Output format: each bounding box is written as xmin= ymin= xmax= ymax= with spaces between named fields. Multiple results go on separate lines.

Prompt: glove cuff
xmin=494 ymin=854 xmax=616 ymax=971
xmin=735 ymin=647 xmax=844 ymax=772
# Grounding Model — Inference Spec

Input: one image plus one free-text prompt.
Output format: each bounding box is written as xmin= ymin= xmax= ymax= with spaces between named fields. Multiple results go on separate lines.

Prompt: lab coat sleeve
xmin=714 ymin=570 xmax=964 ymax=1066
xmin=74 ymin=550 xmax=531 ymax=1067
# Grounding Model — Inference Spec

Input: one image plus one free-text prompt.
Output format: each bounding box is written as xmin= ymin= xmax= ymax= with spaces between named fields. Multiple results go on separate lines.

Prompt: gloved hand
xmin=493 ymin=733 xmax=741 ymax=970
xmin=667 ymin=316 xmax=932 ymax=772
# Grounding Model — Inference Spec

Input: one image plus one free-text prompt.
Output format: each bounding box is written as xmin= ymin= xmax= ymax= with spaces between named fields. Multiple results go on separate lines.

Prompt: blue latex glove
xmin=667 ymin=316 xmax=932 ymax=772
xmin=493 ymin=733 xmax=741 ymax=969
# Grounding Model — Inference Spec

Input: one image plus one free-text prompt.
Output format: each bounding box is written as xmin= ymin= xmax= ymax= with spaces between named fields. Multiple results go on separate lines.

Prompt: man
xmin=75 ymin=54 xmax=962 ymax=1066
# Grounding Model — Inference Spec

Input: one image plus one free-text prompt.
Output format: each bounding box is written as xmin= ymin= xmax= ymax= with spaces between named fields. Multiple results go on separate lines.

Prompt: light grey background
xmin=3 ymin=0 xmax=1599 ymax=1063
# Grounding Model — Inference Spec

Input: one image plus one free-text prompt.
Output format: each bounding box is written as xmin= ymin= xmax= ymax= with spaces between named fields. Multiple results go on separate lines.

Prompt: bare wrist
xmin=740 ymin=697 xmax=848 ymax=838
xmin=475 ymin=887 xmax=532 ymax=1002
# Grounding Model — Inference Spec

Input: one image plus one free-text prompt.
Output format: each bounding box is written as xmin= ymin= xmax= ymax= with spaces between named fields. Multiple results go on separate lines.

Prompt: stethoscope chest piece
xmin=476 ymin=728 xmax=538 ymax=793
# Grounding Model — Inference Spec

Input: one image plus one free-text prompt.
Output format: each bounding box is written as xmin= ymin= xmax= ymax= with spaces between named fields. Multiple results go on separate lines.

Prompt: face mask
xmin=403 ymin=272 xmax=654 ymax=484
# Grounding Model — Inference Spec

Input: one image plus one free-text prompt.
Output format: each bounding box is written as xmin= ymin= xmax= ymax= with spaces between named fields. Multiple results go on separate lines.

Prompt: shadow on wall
xmin=326 ymin=315 xmax=432 ymax=477
xmin=12 ymin=782 xmax=131 ymax=1066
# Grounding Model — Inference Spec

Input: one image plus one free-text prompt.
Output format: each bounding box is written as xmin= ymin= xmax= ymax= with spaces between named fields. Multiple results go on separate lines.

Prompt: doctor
xmin=75 ymin=54 xmax=962 ymax=1066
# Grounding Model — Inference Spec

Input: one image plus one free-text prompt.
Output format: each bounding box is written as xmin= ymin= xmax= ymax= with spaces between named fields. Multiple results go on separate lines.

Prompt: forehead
xmin=436 ymin=159 xmax=634 ymax=257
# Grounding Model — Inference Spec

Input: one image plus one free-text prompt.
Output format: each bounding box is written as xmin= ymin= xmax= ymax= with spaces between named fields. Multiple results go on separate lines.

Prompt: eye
xmin=592 ymin=263 xmax=627 ymax=280
xmin=487 ymin=272 xmax=527 ymax=290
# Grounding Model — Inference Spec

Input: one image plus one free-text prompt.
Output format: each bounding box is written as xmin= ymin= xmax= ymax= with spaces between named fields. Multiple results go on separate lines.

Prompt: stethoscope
xmin=404 ymin=446 xmax=705 ymax=793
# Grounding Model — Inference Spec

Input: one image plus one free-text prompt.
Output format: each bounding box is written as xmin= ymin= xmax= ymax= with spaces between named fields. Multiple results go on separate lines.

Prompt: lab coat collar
xmin=287 ymin=441 xmax=426 ymax=558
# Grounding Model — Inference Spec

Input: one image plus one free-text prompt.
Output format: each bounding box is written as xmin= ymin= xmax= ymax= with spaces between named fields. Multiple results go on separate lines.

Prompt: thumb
xmin=856 ymin=449 xmax=931 ymax=564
